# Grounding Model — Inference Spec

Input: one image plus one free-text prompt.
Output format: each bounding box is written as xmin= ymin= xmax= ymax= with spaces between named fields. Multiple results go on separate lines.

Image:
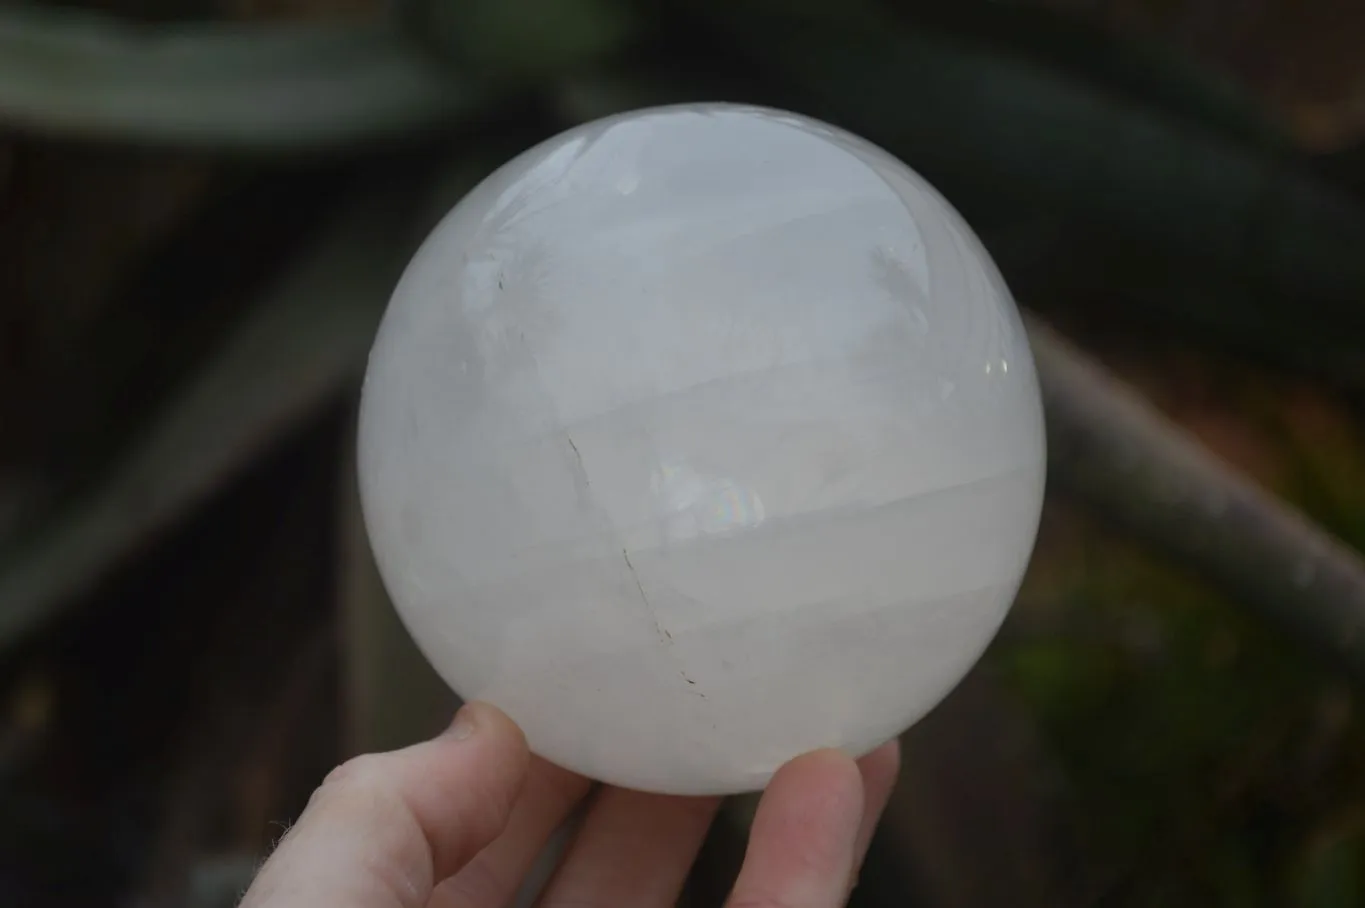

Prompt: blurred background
xmin=3 ymin=0 xmax=1365 ymax=905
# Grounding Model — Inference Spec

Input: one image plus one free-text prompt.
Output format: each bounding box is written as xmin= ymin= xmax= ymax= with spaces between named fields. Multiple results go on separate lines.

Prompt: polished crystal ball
xmin=357 ymin=103 xmax=1046 ymax=795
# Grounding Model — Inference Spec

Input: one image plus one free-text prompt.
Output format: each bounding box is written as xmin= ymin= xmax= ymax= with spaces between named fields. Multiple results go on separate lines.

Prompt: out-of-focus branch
xmin=0 ymin=5 xmax=472 ymax=151
xmin=1028 ymin=314 xmax=1365 ymax=682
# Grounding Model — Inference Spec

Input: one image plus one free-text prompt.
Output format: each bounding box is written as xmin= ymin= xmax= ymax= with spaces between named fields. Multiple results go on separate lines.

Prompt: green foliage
xmin=1293 ymin=820 xmax=1365 ymax=908
xmin=1001 ymin=505 xmax=1365 ymax=907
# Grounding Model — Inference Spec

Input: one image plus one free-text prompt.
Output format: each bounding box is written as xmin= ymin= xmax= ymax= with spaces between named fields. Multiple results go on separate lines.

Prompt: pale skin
xmin=240 ymin=701 xmax=902 ymax=908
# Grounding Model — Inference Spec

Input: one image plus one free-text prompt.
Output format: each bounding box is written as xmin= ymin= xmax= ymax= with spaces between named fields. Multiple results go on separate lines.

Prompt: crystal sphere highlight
xmin=357 ymin=104 xmax=1046 ymax=795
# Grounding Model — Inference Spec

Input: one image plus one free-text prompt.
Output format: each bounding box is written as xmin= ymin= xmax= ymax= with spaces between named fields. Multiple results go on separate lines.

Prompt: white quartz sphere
xmin=358 ymin=103 xmax=1045 ymax=796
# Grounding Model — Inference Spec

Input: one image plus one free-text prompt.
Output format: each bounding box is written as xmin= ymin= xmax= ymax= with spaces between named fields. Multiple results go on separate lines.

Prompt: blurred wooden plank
xmin=0 ymin=178 xmax=428 ymax=653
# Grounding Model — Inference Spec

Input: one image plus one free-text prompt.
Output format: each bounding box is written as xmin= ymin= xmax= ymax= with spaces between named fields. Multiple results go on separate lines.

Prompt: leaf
xmin=976 ymin=222 xmax=1365 ymax=397
xmin=0 ymin=4 xmax=475 ymax=151
xmin=407 ymin=0 xmax=640 ymax=85
xmin=890 ymin=1 xmax=1292 ymax=151
xmin=0 ymin=174 xmax=432 ymax=653
xmin=691 ymin=5 xmax=1365 ymax=317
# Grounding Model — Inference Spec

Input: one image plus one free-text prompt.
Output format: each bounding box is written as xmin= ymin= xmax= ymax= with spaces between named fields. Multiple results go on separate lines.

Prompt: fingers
xmin=852 ymin=739 xmax=902 ymax=869
xmin=431 ymin=757 xmax=592 ymax=908
xmin=238 ymin=696 xmax=901 ymax=908
xmin=536 ymin=787 xmax=722 ymax=908
xmin=726 ymin=749 xmax=866 ymax=908
xmin=240 ymin=702 xmax=530 ymax=908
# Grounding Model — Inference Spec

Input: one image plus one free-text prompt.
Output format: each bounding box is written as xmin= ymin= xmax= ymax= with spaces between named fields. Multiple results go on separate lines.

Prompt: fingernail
xmin=446 ymin=704 xmax=477 ymax=740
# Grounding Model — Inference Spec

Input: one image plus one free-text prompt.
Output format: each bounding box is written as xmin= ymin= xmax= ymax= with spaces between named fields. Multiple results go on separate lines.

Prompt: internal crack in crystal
xmin=566 ymin=432 xmax=585 ymax=475
xmin=622 ymin=548 xmax=669 ymax=644
xmin=621 ymin=548 xmax=707 ymax=698
xmin=564 ymin=432 xmax=592 ymax=507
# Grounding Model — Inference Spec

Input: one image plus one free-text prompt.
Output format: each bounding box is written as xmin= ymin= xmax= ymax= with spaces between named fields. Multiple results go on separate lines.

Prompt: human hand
xmin=239 ymin=701 xmax=901 ymax=908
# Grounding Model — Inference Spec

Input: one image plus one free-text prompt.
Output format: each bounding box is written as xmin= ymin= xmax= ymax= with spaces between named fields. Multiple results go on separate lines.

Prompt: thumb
xmin=241 ymin=701 xmax=530 ymax=908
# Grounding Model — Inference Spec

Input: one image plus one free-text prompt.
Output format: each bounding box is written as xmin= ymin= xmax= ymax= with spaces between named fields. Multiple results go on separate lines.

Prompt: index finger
xmin=240 ymin=701 xmax=530 ymax=908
